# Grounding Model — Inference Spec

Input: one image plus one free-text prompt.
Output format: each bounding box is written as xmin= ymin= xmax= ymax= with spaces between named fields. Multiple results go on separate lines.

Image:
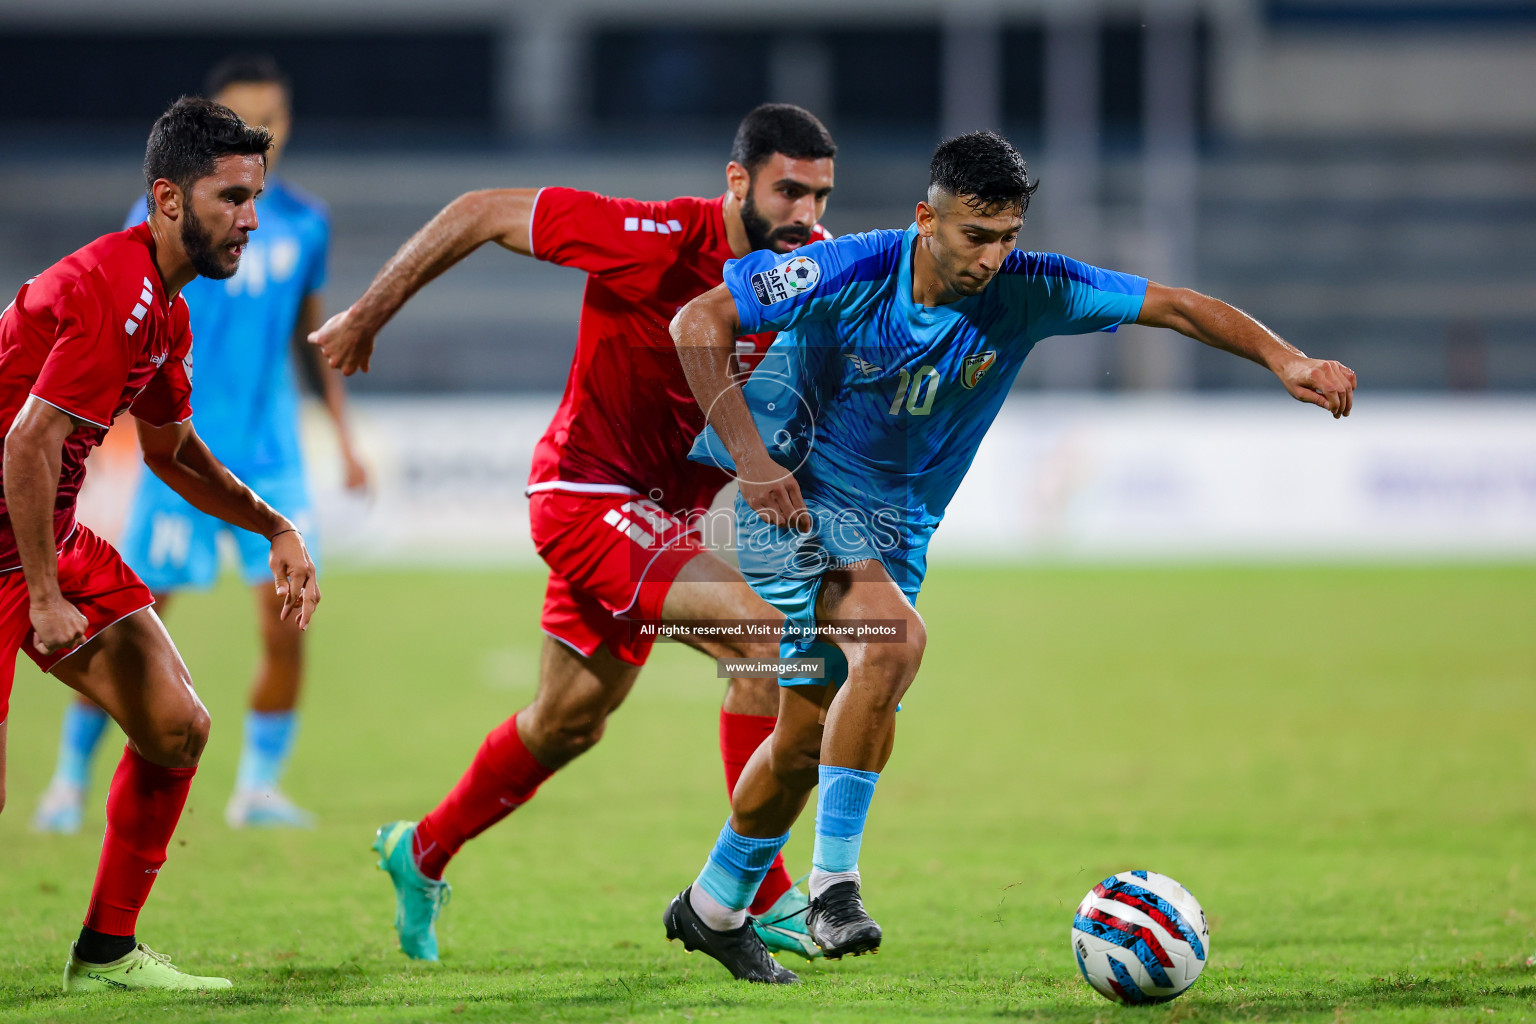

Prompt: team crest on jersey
xmin=961 ymin=350 xmax=997 ymax=389
xmin=751 ymin=255 xmax=820 ymax=305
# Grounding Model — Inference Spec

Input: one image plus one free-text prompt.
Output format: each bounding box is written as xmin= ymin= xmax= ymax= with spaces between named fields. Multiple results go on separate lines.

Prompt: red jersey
xmin=0 ymin=222 xmax=193 ymax=570
xmin=526 ymin=188 xmax=830 ymax=514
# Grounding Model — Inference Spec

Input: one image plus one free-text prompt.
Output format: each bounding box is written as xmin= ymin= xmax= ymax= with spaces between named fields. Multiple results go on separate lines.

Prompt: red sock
xmin=83 ymin=747 xmax=196 ymax=937
xmin=720 ymin=710 xmax=793 ymax=915
xmin=413 ymin=713 xmax=553 ymax=880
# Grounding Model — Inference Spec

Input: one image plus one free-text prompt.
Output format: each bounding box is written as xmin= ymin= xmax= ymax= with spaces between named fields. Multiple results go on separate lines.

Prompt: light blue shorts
xmin=118 ymin=465 xmax=317 ymax=593
xmin=733 ymin=490 xmax=924 ymax=688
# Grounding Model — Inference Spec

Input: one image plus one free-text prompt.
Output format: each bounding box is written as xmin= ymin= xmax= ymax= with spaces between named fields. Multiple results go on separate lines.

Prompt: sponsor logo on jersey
xmin=844 ymin=353 xmax=883 ymax=376
xmin=623 ymin=216 xmax=684 ymax=235
xmin=125 ymin=276 xmax=154 ymax=336
xmin=961 ymin=350 xmax=997 ymax=389
xmin=751 ymin=255 xmax=820 ymax=305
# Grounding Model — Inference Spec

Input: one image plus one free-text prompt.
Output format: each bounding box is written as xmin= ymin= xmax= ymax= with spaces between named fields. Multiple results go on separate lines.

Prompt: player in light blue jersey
xmin=34 ymin=55 xmax=367 ymax=833
xmin=661 ymin=132 xmax=1357 ymax=980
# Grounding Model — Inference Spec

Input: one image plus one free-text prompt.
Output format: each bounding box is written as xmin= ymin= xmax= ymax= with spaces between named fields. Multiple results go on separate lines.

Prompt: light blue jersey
xmin=690 ymin=225 xmax=1146 ymax=679
xmin=120 ymin=177 xmax=328 ymax=590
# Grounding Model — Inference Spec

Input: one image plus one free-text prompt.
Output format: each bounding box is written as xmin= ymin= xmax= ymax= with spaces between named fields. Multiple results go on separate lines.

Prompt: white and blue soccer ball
xmin=1071 ymin=870 xmax=1209 ymax=1005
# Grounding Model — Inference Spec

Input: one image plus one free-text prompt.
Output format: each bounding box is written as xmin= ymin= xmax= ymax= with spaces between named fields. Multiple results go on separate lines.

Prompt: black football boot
xmin=663 ymin=887 xmax=799 ymax=984
xmin=806 ymin=880 xmax=882 ymax=959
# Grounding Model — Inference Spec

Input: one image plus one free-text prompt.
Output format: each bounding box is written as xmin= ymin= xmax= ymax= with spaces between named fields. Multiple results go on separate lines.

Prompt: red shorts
xmin=530 ymin=490 xmax=708 ymax=666
xmin=0 ymin=525 xmax=155 ymax=723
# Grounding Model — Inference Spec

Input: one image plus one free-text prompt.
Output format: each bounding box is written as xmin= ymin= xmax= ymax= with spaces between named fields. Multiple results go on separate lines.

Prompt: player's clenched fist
xmin=738 ymin=466 xmax=812 ymax=533
xmin=308 ymin=306 xmax=375 ymax=376
xmin=1279 ymin=356 xmax=1357 ymax=419
xmin=30 ymin=597 xmax=89 ymax=655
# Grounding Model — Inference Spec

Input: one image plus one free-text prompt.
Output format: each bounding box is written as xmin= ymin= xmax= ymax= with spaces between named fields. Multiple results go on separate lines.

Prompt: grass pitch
xmin=1 ymin=564 xmax=1533 ymax=1023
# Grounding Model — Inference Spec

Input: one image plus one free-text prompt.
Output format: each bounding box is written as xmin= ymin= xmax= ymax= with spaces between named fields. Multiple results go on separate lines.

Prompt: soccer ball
xmin=1071 ymin=870 xmax=1209 ymax=1005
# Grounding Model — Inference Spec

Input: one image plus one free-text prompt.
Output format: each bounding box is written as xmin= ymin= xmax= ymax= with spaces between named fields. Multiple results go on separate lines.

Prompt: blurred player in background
xmin=33 ymin=55 xmax=365 ymax=834
xmin=1 ymin=96 xmax=319 ymax=991
xmin=665 ymin=131 xmax=1357 ymax=981
xmin=311 ymin=105 xmax=833 ymax=977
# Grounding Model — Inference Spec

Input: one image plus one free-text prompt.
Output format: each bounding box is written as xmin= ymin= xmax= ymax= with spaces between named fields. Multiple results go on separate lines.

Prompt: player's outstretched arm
xmin=1136 ymin=283 xmax=1358 ymax=418
xmin=137 ymin=419 xmax=320 ymax=628
xmin=309 ymin=188 xmax=540 ymax=375
xmin=4 ymin=398 xmax=89 ymax=653
xmin=673 ymin=285 xmax=809 ymax=530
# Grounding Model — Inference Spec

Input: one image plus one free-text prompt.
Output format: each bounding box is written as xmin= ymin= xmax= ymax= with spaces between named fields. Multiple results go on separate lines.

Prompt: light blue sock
xmin=694 ymin=822 xmax=792 ymax=914
xmin=53 ymin=702 xmax=110 ymax=789
xmin=236 ymin=710 xmax=297 ymax=791
xmin=812 ymin=764 xmax=880 ymax=880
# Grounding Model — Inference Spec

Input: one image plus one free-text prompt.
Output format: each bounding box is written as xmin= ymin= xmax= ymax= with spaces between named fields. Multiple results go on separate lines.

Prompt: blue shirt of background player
xmin=690 ymin=224 xmax=1147 ymax=563
xmin=125 ymin=176 xmax=329 ymax=476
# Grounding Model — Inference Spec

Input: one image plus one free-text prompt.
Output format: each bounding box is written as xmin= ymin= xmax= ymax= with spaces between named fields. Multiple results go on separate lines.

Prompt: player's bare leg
xmin=49 ymin=607 xmax=231 ymax=991
xmin=658 ymin=552 xmax=819 ymax=954
xmin=815 ymin=560 xmax=925 ymax=771
xmin=225 ymin=583 xmax=312 ymax=828
xmin=727 ymin=683 xmax=828 ymax=839
xmin=801 ymin=559 xmax=923 ymax=957
xmin=521 ymin=635 xmax=643 ymax=768
xmin=679 ymin=559 xmax=921 ymax=964
xmin=33 ymin=593 xmax=171 ymax=833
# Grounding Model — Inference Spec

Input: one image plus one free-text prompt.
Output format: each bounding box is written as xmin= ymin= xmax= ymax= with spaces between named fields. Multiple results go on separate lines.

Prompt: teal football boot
xmin=373 ymin=821 xmax=451 ymax=961
xmin=751 ymin=883 xmax=822 ymax=960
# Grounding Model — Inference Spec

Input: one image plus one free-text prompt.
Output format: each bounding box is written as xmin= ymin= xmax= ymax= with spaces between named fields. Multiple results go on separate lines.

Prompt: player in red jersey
xmin=0 ymin=97 xmax=319 ymax=992
xmin=310 ymin=105 xmax=833 ymax=974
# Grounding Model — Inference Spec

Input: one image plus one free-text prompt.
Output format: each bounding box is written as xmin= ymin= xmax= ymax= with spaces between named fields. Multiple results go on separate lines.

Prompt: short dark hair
xmin=142 ymin=96 xmax=272 ymax=213
xmin=929 ymin=131 xmax=1039 ymax=216
xmin=204 ymin=52 xmax=291 ymax=99
xmin=730 ymin=103 xmax=836 ymax=175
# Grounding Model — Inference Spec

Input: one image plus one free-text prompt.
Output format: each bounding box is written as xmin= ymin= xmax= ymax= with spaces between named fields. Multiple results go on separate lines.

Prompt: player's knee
xmin=853 ymin=630 xmax=925 ymax=682
xmin=536 ymin=706 xmax=610 ymax=762
xmin=725 ymin=673 xmax=780 ymax=716
xmin=143 ymin=703 xmax=210 ymax=769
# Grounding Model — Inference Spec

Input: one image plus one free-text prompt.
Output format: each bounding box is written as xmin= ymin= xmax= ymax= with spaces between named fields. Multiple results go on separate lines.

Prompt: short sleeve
xmin=31 ymin=273 xmax=131 ymax=428
xmin=723 ymin=235 xmax=861 ymax=336
xmin=529 ymin=187 xmax=679 ymax=288
xmin=1017 ymin=253 xmax=1148 ymax=340
xmin=302 ymin=211 xmax=330 ymax=295
xmin=130 ymin=309 xmax=193 ymax=427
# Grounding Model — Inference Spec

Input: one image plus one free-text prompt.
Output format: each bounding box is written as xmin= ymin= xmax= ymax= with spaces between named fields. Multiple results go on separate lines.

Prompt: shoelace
xmin=810 ymin=885 xmax=868 ymax=929
xmin=756 ymin=902 xmax=811 ymax=928
xmin=122 ymin=946 xmax=173 ymax=975
xmin=422 ymin=878 xmax=452 ymax=912
xmin=753 ymin=874 xmax=814 ymax=928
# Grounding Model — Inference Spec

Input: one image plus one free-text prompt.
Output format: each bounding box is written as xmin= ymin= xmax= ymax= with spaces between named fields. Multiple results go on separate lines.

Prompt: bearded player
xmin=0 ymin=97 xmax=319 ymax=992
xmin=664 ymin=131 xmax=1356 ymax=981
xmin=33 ymin=54 xmax=366 ymax=836
xmin=310 ymin=104 xmax=834 ymax=973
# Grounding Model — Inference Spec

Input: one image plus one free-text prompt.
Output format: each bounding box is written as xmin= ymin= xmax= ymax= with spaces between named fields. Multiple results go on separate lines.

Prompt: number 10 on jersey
xmin=888 ymin=365 xmax=940 ymax=416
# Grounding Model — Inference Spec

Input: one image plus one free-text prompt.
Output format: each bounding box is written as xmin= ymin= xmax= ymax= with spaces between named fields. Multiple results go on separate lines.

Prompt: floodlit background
xmin=1 ymin=0 xmax=1532 ymax=563
xmin=1 ymin=7 xmax=1534 ymax=1018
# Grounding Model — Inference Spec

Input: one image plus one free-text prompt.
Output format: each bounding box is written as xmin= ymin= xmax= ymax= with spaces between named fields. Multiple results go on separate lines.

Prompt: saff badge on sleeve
xmin=751 ymin=255 xmax=821 ymax=305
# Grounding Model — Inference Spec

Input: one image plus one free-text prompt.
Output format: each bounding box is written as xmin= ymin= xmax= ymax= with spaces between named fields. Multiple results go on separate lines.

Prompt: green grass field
xmin=1 ymin=564 xmax=1533 ymax=1023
